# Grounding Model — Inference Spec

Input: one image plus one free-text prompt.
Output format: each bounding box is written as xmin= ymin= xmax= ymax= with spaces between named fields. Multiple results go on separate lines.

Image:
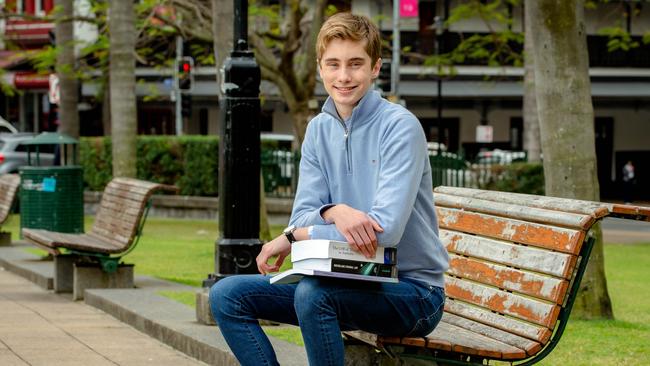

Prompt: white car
xmin=476 ymin=149 xmax=527 ymax=164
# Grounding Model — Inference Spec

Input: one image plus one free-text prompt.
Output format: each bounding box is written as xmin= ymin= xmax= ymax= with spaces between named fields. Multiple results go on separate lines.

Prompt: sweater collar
xmin=322 ymin=89 xmax=383 ymax=126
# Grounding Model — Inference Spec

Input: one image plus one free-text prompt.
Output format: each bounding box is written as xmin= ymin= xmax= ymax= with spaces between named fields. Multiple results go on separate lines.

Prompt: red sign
xmin=400 ymin=0 xmax=419 ymax=18
xmin=14 ymin=72 xmax=50 ymax=89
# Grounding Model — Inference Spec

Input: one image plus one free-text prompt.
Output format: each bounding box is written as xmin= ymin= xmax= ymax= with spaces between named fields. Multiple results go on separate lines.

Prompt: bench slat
xmin=22 ymin=229 xmax=122 ymax=254
xmin=0 ymin=174 xmax=20 ymax=224
xmin=445 ymin=276 xmax=560 ymax=327
xmin=437 ymin=207 xmax=585 ymax=255
xmin=444 ymin=299 xmax=551 ymax=344
xmin=426 ymin=321 xmax=527 ymax=359
xmin=441 ymin=230 xmax=576 ymax=279
xmin=447 ymin=254 xmax=569 ymax=304
xmin=434 ymin=193 xmax=594 ymax=229
xmin=440 ymin=313 xmax=542 ymax=356
xmin=434 ymin=186 xmax=610 ymax=218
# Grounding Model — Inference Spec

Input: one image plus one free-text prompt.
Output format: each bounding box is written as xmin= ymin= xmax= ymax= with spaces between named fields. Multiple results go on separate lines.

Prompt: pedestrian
xmin=622 ymin=160 xmax=636 ymax=204
xmin=209 ymin=12 xmax=448 ymax=366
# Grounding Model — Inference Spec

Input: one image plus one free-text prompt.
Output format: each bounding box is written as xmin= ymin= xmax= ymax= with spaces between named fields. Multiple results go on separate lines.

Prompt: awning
xmin=4 ymin=19 xmax=54 ymax=46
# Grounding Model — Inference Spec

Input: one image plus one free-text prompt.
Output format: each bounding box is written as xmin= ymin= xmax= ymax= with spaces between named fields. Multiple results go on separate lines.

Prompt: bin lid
xmin=22 ymin=132 xmax=78 ymax=145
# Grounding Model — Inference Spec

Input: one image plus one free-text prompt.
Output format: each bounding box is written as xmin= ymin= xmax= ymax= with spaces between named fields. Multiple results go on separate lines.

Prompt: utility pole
xmin=203 ymin=0 xmax=262 ymax=287
xmin=174 ymin=35 xmax=183 ymax=135
xmin=391 ymin=0 xmax=400 ymax=99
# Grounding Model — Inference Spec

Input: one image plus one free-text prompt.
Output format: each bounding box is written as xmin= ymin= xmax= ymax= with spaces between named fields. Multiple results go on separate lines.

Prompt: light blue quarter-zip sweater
xmin=289 ymin=90 xmax=449 ymax=288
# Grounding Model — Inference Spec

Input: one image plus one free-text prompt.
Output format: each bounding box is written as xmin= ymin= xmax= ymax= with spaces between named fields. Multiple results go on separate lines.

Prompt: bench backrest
xmin=345 ymin=187 xmax=649 ymax=362
xmin=0 ymin=174 xmax=20 ymax=225
xmin=88 ymin=177 xmax=178 ymax=251
xmin=429 ymin=186 xmax=649 ymax=360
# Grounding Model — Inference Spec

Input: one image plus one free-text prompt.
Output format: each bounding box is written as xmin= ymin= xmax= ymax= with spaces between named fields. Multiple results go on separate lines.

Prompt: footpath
xmin=0 ymin=243 xmax=307 ymax=366
xmin=0 ymin=266 xmax=206 ymax=366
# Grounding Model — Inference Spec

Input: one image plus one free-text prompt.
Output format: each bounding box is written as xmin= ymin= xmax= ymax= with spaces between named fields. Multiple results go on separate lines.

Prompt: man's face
xmin=319 ymin=38 xmax=381 ymax=119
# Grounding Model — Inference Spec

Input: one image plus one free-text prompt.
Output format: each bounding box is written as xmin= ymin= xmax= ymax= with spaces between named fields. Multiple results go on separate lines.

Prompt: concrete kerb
xmin=0 ymin=245 xmax=308 ymax=365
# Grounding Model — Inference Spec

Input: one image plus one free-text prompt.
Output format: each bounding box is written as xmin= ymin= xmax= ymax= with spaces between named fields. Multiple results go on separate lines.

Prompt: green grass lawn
xmin=4 ymin=214 xmax=649 ymax=364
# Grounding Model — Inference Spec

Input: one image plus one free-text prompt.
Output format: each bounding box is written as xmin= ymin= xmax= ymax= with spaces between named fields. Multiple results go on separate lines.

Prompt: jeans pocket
xmin=406 ymin=286 xmax=445 ymax=337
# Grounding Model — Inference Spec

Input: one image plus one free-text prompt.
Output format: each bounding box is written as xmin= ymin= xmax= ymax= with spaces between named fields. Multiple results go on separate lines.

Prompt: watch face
xmin=283 ymin=225 xmax=295 ymax=235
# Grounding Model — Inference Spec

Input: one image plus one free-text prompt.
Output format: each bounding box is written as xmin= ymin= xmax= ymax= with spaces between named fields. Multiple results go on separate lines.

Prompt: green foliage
xmin=79 ymin=137 xmax=113 ymax=191
xmin=599 ymin=26 xmax=641 ymax=51
xmin=426 ymin=0 xmax=524 ymax=69
xmin=481 ymin=162 xmax=545 ymax=195
xmin=176 ymin=136 xmax=220 ymax=197
xmin=80 ymin=135 xmax=220 ymax=196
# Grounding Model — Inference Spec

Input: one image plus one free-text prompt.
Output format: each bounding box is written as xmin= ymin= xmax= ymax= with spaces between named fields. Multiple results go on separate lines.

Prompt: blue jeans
xmin=209 ymin=274 xmax=445 ymax=366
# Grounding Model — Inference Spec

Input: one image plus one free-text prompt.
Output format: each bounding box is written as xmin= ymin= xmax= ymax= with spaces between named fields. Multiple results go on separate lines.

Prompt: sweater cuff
xmin=310 ymin=224 xmax=346 ymax=241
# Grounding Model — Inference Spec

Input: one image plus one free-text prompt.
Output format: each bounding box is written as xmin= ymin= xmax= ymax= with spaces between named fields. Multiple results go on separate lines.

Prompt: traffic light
xmin=178 ymin=56 xmax=194 ymax=91
xmin=181 ymin=94 xmax=192 ymax=118
xmin=377 ymin=60 xmax=391 ymax=93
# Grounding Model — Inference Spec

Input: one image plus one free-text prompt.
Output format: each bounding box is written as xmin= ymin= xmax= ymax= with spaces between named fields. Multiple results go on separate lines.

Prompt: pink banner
xmin=400 ymin=0 xmax=419 ymax=18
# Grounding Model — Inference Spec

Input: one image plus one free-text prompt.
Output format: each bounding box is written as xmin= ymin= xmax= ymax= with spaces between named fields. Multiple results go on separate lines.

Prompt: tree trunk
xmin=530 ymin=0 xmax=613 ymax=319
xmin=284 ymin=99 xmax=311 ymax=151
xmin=522 ymin=0 xmax=541 ymax=163
xmin=101 ymin=84 xmax=111 ymax=135
xmin=109 ymin=0 xmax=137 ymax=178
xmin=212 ymin=0 xmax=233 ymax=98
xmin=55 ymin=0 xmax=79 ymax=160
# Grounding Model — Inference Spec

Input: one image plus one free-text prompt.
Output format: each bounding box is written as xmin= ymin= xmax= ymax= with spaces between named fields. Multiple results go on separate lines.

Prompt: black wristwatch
xmin=283 ymin=225 xmax=297 ymax=244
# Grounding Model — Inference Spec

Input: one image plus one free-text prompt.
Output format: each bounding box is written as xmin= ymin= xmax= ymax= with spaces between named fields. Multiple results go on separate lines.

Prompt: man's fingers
xmin=369 ymin=217 xmax=384 ymax=232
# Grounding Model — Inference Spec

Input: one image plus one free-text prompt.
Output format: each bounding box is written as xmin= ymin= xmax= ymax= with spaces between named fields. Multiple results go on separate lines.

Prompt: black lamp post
xmin=203 ymin=0 xmax=262 ymax=287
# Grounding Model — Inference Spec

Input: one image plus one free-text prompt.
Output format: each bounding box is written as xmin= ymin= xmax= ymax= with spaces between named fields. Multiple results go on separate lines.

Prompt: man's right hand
xmin=322 ymin=204 xmax=383 ymax=258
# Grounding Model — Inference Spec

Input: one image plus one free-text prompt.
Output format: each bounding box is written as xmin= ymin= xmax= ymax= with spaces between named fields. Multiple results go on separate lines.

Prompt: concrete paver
xmin=0 ymin=267 xmax=206 ymax=366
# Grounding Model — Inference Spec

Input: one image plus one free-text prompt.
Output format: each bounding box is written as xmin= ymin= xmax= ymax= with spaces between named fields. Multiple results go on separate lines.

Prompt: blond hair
xmin=316 ymin=12 xmax=381 ymax=66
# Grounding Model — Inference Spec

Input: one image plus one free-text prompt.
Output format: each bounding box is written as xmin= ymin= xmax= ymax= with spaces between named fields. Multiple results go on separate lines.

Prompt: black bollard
xmin=203 ymin=0 xmax=262 ymax=287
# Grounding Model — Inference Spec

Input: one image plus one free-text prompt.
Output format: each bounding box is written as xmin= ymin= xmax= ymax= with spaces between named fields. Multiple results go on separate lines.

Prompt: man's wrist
xmin=321 ymin=204 xmax=337 ymax=222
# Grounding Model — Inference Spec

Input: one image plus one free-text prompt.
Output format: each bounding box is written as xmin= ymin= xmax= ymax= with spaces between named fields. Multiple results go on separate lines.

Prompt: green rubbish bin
xmin=19 ymin=132 xmax=84 ymax=234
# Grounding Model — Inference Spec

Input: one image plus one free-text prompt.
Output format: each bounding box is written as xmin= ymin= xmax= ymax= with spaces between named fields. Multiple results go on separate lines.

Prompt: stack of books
xmin=270 ymin=240 xmax=398 ymax=285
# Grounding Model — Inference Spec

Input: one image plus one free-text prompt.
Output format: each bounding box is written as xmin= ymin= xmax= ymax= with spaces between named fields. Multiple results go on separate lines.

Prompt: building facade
xmin=1 ymin=0 xmax=648 ymax=199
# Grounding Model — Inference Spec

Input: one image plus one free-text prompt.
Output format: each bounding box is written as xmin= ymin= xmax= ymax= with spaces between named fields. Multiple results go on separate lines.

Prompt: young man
xmin=210 ymin=12 xmax=449 ymax=366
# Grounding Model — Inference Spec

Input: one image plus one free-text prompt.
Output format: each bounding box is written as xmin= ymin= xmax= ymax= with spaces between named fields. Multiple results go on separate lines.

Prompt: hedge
xmin=480 ymin=162 xmax=545 ymax=195
xmin=80 ymin=136 xmax=219 ymax=196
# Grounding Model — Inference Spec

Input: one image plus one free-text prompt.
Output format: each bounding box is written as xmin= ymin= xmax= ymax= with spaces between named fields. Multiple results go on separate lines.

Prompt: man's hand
xmin=323 ymin=204 xmax=383 ymax=258
xmin=256 ymin=235 xmax=291 ymax=275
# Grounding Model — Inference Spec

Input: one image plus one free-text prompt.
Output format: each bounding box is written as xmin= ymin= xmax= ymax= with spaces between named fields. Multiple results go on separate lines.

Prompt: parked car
xmin=0 ymin=116 xmax=18 ymax=134
xmin=0 ymin=133 xmax=56 ymax=174
xmin=475 ymin=149 xmax=527 ymax=164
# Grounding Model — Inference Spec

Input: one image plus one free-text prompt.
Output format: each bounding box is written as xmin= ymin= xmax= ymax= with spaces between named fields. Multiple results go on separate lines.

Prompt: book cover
xmin=290 ymin=240 xmax=397 ymax=264
xmin=293 ymin=258 xmax=397 ymax=278
xmin=269 ymin=268 xmax=400 ymax=285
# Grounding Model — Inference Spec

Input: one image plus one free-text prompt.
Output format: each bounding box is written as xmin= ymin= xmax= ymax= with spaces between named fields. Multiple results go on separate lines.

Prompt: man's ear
xmin=372 ymin=58 xmax=382 ymax=79
xmin=317 ymin=59 xmax=323 ymax=79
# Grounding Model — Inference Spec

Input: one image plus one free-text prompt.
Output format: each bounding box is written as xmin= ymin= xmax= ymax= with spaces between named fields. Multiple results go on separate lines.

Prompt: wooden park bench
xmin=344 ymin=186 xmax=650 ymax=366
xmin=0 ymin=174 xmax=20 ymax=245
xmin=22 ymin=177 xmax=178 ymax=298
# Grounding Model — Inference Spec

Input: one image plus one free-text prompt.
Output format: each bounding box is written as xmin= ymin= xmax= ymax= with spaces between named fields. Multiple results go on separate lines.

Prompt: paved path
xmin=0 ymin=267 xmax=206 ymax=366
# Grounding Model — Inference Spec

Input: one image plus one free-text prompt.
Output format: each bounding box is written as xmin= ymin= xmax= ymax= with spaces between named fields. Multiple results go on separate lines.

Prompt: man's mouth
xmin=335 ymin=86 xmax=357 ymax=92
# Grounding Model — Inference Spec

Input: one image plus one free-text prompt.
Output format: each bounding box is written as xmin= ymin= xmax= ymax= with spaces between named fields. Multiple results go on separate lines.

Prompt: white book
xmin=269 ymin=268 xmax=399 ymax=285
xmin=290 ymin=240 xmax=397 ymax=264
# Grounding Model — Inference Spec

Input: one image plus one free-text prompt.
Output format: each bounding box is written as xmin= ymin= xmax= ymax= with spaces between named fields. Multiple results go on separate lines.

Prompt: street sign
xmin=476 ymin=125 xmax=493 ymax=143
xmin=400 ymin=0 xmax=419 ymax=17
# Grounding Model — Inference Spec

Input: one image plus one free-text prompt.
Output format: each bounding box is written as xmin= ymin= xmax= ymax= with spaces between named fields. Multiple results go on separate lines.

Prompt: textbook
xmin=269 ymin=268 xmax=399 ymax=285
xmin=290 ymin=240 xmax=397 ymax=264
xmin=292 ymin=258 xmax=397 ymax=278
